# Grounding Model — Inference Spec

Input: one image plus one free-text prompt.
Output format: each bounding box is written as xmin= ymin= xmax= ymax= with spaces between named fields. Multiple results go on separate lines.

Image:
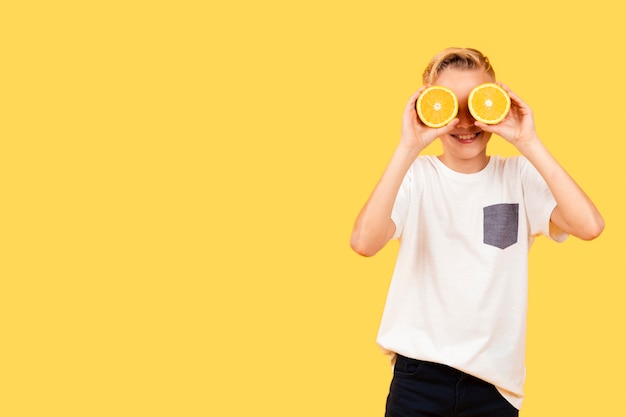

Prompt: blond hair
xmin=422 ymin=47 xmax=495 ymax=86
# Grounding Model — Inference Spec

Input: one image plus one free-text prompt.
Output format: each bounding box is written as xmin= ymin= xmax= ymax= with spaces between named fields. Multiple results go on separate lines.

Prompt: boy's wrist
xmin=515 ymin=134 xmax=550 ymax=162
xmin=396 ymin=142 xmax=423 ymax=163
xmin=515 ymin=133 xmax=542 ymax=152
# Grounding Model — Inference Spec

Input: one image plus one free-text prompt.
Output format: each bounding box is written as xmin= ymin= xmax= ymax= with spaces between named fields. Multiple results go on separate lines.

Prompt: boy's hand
xmin=400 ymin=88 xmax=459 ymax=152
xmin=475 ymin=83 xmax=539 ymax=148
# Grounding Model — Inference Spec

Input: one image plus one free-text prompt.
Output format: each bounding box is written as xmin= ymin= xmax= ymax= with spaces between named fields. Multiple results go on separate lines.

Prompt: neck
xmin=437 ymin=153 xmax=490 ymax=174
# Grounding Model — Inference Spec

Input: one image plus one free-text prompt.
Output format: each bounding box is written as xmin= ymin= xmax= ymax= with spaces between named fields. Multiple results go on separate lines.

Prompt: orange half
xmin=468 ymin=83 xmax=511 ymax=124
xmin=416 ymin=86 xmax=458 ymax=128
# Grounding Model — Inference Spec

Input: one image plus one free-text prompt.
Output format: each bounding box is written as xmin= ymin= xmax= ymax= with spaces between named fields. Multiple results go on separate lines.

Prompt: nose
xmin=456 ymin=104 xmax=476 ymax=128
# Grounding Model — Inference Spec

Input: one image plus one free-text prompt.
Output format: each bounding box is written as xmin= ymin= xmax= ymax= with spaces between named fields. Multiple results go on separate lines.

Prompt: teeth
xmin=456 ymin=133 xmax=478 ymax=140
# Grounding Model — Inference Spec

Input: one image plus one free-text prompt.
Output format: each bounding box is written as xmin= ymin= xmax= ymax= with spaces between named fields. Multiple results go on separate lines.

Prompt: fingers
xmin=405 ymin=87 xmax=426 ymax=113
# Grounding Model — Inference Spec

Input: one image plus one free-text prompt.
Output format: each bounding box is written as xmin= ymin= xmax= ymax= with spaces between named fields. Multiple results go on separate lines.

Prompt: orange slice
xmin=468 ymin=83 xmax=511 ymax=124
xmin=416 ymin=86 xmax=458 ymax=128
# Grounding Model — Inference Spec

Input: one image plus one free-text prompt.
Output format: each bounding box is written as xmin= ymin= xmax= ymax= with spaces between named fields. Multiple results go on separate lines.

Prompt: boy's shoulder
xmin=494 ymin=155 xmax=535 ymax=172
xmin=490 ymin=154 xmax=526 ymax=164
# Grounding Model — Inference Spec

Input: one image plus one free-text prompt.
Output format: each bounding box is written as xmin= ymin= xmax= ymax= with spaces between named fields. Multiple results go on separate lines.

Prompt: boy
xmin=350 ymin=48 xmax=604 ymax=416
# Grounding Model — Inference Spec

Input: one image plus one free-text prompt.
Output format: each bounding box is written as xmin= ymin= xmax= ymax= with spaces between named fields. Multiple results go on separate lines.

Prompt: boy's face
xmin=434 ymin=68 xmax=495 ymax=172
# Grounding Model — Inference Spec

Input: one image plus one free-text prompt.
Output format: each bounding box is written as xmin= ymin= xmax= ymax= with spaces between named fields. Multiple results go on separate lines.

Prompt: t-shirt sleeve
xmin=520 ymin=158 xmax=568 ymax=242
xmin=391 ymin=166 xmax=412 ymax=240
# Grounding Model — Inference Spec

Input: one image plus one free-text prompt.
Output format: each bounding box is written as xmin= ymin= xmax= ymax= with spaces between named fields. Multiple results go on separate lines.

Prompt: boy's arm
xmin=350 ymin=89 xmax=459 ymax=256
xmin=478 ymin=85 xmax=604 ymax=240
xmin=516 ymin=138 xmax=604 ymax=240
xmin=350 ymin=144 xmax=418 ymax=257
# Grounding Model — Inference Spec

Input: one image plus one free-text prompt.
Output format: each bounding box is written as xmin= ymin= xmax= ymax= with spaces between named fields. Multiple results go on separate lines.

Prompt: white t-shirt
xmin=377 ymin=155 xmax=567 ymax=410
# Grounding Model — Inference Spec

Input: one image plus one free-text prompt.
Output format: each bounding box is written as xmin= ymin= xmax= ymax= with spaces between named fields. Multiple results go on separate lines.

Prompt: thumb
xmin=475 ymin=121 xmax=500 ymax=135
xmin=437 ymin=118 xmax=460 ymax=136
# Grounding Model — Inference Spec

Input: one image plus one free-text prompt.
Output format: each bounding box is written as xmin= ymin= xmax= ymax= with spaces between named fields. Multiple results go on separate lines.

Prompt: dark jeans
xmin=385 ymin=355 xmax=519 ymax=417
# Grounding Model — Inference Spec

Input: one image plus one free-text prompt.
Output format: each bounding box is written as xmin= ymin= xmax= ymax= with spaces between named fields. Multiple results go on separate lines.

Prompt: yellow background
xmin=1 ymin=1 xmax=623 ymax=416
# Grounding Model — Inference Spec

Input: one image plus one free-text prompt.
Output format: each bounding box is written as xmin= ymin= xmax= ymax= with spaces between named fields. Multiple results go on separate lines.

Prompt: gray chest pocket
xmin=483 ymin=203 xmax=519 ymax=249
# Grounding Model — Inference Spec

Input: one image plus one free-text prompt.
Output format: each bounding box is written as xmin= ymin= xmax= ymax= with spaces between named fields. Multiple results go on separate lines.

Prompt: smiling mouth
xmin=451 ymin=132 xmax=481 ymax=142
